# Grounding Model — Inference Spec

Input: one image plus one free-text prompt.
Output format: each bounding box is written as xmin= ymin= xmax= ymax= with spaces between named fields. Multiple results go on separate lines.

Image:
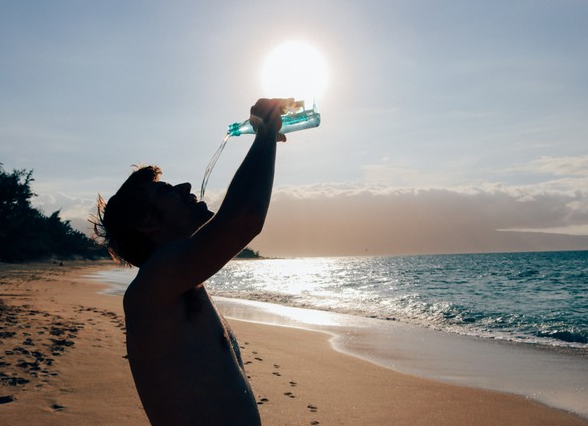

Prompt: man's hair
xmin=92 ymin=165 xmax=162 ymax=267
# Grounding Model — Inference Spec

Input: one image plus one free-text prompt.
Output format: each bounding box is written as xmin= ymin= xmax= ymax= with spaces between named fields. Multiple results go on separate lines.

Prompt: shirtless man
xmin=94 ymin=98 xmax=290 ymax=425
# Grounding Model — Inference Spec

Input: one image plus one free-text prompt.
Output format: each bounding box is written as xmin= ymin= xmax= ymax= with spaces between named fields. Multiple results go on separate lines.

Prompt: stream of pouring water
xmin=200 ymin=133 xmax=231 ymax=200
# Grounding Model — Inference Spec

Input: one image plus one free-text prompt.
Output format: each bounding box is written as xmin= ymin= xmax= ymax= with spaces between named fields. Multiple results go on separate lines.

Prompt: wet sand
xmin=0 ymin=261 xmax=586 ymax=426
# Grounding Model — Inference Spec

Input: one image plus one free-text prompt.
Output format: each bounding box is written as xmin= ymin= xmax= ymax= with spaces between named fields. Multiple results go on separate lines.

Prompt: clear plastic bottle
xmin=227 ymin=100 xmax=321 ymax=137
xmin=201 ymin=100 xmax=321 ymax=199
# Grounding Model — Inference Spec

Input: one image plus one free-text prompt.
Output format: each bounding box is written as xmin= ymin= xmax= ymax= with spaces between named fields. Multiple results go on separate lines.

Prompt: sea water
xmin=209 ymin=251 xmax=588 ymax=349
xmin=90 ymin=250 xmax=588 ymax=349
xmin=85 ymin=250 xmax=588 ymax=418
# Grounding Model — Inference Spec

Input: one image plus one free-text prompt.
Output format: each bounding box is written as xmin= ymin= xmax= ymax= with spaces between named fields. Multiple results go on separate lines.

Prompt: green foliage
xmin=0 ymin=164 xmax=108 ymax=262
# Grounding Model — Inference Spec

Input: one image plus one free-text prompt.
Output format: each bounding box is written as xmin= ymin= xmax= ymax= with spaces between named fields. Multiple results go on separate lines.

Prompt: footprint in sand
xmin=0 ymin=395 xmax=15 ymax=405
xmin=257 ymin=397 xmax=269 ymax=405
xmin=1 ymin=377 xmax=30 ymax=386
xmin=307 ymin=404 xmax=318 ymax=413
xmin=283 ymin=392 xmax=295 ymax=399
xmin=289 ymin=381 xmax=297 ymax=387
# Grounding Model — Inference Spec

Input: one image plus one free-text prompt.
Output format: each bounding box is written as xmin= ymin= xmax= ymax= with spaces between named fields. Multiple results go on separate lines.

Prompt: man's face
xmin=144 ymin=181 xmax=214 ymax=240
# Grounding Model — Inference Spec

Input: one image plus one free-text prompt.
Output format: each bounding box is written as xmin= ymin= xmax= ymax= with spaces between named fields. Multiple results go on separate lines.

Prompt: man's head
xmin=93 ymin=165 xmax=213 ymax=267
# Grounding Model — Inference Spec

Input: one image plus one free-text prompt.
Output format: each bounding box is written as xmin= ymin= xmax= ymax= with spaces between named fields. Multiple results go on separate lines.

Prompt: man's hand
xmin=249 ymin=98 xmax=295 ymax=142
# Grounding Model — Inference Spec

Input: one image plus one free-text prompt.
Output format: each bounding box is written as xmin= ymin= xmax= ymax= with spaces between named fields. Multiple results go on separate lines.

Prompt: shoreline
xmin=89 ymin=260 xmax=588 ymax=352
xmin=215 ymin=297 xmax=588 ymax=420
xmin=85 ymin=263 xmax=588 ymax=419
xmin=1 ymin=261 xmax=587 ymax=425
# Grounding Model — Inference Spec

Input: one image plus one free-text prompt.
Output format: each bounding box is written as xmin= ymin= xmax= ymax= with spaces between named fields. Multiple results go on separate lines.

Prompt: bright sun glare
xmin=261 ymin=41 xmax=329 ymax=104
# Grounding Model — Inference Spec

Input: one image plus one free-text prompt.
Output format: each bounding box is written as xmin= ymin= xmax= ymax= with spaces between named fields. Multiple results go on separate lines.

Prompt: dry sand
xmin=0 ymin=261 xmax=586 ymax=426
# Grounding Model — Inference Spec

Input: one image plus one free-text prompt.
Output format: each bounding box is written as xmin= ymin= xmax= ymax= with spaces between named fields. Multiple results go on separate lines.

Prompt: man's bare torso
xmin=124 ymin=282 xmax=261 ymax=426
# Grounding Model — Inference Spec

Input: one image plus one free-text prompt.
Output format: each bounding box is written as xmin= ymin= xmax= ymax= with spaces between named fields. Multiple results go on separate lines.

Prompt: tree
xmin=0 ymin=166 xmax=34 ymax=223
xmin=0 ymin=164 xmax=108 ymax=262
xmin=236 ymin=247 xmax=262 ymax=259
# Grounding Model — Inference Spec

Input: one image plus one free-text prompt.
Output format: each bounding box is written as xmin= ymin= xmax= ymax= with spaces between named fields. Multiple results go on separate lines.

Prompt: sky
xmin=1 ymin=0 xmax=588 ymax=257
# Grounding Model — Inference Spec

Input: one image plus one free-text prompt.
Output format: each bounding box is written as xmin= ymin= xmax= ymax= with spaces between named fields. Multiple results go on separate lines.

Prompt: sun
xmin=261 ymin=41 xmax=329 ymax=104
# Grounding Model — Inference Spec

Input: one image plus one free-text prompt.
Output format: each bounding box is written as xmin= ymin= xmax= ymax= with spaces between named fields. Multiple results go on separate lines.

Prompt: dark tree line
xmin=237 ymin=247 xmax=262 ymax=259
xmin=0 ymin=164 xmax=108 ymax=262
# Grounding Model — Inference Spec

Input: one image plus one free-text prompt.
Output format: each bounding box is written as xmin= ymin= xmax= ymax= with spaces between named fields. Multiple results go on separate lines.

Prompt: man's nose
xmin=174 ymin=182 xmax=192 ymax=194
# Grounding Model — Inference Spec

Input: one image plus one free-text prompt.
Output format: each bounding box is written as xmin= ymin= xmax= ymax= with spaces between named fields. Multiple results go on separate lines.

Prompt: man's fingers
xmin=250 ymin=98 xmax=290 ymax=132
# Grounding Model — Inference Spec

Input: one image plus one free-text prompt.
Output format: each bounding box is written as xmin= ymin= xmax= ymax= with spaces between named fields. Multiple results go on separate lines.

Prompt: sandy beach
xmin=1 ymin=261 xmax=587 ymax=426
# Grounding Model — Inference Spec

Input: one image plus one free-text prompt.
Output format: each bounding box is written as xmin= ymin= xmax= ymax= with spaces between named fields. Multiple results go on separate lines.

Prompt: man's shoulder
xmin=122 ymin=275 xmax=142 ymax=312
xmin=123 ymin=241 xmax=220 ymax=308
xmin=122 ymin=263 xmax=204 ymax=312
xmin=122 ymin=266 xmax=160 ymax=311
xmin=123 ymin=257 xmax=165 ymax=302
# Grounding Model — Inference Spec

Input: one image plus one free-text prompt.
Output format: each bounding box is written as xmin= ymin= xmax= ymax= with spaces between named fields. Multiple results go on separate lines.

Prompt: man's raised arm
xmin=136 ymin=98 xmax=290 ymax=300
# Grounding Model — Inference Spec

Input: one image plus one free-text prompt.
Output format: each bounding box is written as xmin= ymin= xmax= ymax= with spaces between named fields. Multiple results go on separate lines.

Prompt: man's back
xmin=124 ymin=281 xmax=261 ymax=426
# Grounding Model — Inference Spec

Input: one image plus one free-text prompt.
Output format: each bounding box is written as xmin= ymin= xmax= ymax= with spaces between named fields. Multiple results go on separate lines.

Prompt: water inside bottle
xmin=200 ymin=100 xmax=319 ymax=200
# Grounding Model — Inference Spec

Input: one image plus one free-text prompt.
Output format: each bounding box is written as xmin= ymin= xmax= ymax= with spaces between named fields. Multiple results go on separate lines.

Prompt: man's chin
xmin=204 ymin=209 xmax=215 ymax=221
xmin=195 ymin=204 xmax=215 ymax=225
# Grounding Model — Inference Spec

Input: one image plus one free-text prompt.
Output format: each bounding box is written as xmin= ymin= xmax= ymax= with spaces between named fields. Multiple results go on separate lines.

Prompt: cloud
xmin=32 ymin=156 xmax=588 ymax=257
xmin=33 ymin=192 xmax=97 ymax=235
xmin=505 ymin=155 xmax=588 ymax=177
xmin=251 ymin=183 xmax=588 ymax=257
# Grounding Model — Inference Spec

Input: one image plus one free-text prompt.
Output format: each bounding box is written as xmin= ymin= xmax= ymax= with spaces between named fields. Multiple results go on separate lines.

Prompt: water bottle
xmin=201 ymin=100 xmax=321 ymax=199
xmin=227 ymin=100 xmax=321 ymax=137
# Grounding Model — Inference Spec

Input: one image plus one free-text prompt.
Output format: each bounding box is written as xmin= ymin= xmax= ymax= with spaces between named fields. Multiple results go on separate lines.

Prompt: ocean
xmin=85 ymin=250 xmax=588 ymax=418
xmin=92 ymin=250 xmax=588 ymax=350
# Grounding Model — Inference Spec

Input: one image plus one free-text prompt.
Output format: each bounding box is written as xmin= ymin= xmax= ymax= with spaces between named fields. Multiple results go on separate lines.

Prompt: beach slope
xmin=0 ymin=262 xmax=586 ymax=426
